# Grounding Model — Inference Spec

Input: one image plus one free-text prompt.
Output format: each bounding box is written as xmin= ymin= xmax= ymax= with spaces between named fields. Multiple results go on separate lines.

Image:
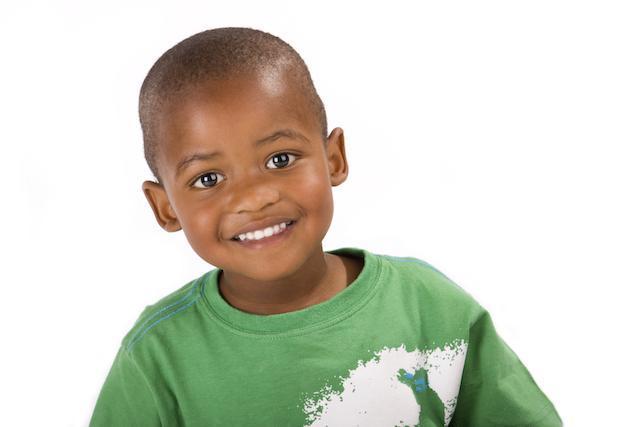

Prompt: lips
xmin=228 ymin=216 xmax=297 ymax=240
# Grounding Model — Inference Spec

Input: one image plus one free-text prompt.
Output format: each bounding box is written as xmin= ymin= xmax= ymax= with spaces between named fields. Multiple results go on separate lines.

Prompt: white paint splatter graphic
xmin=302 ymin=340 xmax=467 ymax=426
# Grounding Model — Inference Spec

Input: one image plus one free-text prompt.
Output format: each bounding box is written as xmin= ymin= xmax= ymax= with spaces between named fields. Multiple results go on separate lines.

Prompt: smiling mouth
xmin=231 ymin=220 xmax=296 ymax=242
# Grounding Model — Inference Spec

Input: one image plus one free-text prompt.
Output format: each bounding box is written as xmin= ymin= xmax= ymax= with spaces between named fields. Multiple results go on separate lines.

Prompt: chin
xmin=202 ymin=253 xmax=301 ymax=280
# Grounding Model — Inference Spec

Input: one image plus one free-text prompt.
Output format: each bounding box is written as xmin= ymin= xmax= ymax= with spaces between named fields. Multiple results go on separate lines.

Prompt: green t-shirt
xmin=91 ymin=247 xmax=562 ymax=426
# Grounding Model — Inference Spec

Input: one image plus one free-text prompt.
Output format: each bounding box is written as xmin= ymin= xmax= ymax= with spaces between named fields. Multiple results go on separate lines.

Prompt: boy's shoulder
xmin=377 ymin=251 xmax=481 ymax=300
xmin=329 ymin=247 xmax=483 ymax=314
xmin=120 ymin=270 xmax=214 ymax=351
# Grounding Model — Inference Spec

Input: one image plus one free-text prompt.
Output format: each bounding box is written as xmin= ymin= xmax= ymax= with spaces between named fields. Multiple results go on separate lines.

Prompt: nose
xmin=227 ymin=172 xmax=281 ymax=214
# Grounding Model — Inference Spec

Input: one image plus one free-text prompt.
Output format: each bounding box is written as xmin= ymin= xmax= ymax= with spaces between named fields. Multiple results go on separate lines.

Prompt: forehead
xmin=156 ymin=72 xmax=315 ymax=174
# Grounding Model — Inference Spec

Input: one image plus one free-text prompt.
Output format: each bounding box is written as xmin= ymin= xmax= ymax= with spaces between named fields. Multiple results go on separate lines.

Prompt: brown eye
xmin=266 ymin=152 xmax=297 ymax=169
xmin=192 ymin=172 xmax=224 ymax=189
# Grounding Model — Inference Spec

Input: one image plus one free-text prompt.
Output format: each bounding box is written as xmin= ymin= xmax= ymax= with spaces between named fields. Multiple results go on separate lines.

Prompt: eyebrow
xmin=174 ymin=128 xmax=310 ymax=179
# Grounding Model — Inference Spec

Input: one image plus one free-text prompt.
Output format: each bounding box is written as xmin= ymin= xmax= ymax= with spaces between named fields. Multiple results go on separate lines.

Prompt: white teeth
xmin=235 ymin=221 xmax=293 ymax=242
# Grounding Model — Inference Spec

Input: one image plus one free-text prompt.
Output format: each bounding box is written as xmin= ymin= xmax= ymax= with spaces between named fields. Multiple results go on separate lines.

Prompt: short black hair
xmin=139 ymin=27 xmax=328 ymax=184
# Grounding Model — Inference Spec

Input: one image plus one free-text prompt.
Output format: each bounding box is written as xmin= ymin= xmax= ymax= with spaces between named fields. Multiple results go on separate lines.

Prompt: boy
xmin=91 ymin=27 xmax=562 ymax=426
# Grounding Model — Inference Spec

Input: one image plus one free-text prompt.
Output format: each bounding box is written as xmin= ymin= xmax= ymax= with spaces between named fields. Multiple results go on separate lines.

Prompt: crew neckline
xmin=200 ymin=247 xmax=382 ymax=336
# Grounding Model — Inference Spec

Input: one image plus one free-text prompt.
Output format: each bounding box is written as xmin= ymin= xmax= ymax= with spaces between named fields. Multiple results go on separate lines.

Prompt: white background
xmin=1 ymin=1 xmax=638 ymax=425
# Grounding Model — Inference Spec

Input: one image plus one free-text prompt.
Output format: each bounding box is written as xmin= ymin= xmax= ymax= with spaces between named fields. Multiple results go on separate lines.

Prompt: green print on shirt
xmin=301 ymin=342 xmax=467 ymax=426
xmin=397 ymin=368 xmax=445 ymax=426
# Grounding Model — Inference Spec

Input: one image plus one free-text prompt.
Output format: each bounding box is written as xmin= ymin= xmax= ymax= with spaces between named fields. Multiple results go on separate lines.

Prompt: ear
xmin=141 ymin=181 xmax=182 ymax=232
xmin=326 ymin=127 xmax=349 ymax=186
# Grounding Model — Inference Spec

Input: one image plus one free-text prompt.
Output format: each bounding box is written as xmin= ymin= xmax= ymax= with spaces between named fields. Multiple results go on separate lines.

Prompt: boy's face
xmin=142 ymin=70 xmax=348 ymax=283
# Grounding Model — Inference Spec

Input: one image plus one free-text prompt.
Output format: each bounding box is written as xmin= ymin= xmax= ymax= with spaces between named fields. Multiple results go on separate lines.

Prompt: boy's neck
xmin=218 ymin=251 xmax=362 ymax=315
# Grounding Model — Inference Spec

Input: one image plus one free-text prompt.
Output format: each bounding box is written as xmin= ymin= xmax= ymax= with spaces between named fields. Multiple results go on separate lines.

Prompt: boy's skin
xmin=141 ymin=66 xmax=364 ymax=315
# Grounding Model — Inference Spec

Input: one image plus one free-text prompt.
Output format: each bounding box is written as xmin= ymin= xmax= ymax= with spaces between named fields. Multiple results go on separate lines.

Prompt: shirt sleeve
xmin=90 ymin=346 xmax=162 ymax=427
xmin=450 ymin=310 xmax=563 ymax=426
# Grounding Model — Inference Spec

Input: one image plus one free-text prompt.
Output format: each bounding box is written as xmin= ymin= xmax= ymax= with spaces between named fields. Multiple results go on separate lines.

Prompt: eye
xmin=266 ymin=152 xmax=297 ymax=169
xmin=192 ymin=172 xmax=225 ymax=189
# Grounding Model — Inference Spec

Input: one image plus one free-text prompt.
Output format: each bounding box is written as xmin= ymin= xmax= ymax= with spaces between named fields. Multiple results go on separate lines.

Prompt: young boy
xmin=91 ymin=27 xmax=562 ymax=426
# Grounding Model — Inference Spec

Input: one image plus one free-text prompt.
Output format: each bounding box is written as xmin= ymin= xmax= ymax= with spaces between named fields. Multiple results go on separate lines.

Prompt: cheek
xmin=179 ymin=199 xmax=220 ymax=243
xmin=296 ymin=164 xmax=334 ymax=218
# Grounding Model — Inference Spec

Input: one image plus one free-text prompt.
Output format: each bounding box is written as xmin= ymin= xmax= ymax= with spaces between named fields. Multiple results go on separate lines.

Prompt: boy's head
xmin=139 ymin=27 xmax=328 ymax=185
xmin=139 ymin=27 xmax=350 ymax=282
